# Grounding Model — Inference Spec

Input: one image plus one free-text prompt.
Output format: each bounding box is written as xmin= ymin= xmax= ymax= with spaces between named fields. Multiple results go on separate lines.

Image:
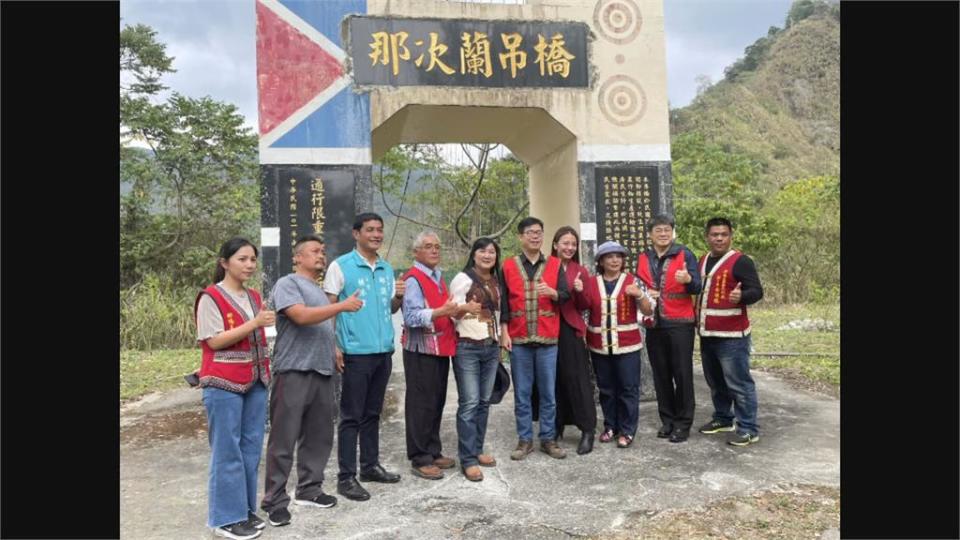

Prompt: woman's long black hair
xmin=214 ymin=237 xmax=258 ymax=283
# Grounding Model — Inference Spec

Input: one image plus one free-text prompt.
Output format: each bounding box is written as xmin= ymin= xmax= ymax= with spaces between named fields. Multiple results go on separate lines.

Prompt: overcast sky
xmin=121 ymin=0 xmax=794 ymax=134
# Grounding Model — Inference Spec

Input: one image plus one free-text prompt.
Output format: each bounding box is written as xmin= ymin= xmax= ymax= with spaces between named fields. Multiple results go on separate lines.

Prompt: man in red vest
xmin=696 ymin=217 xmax=764 ymax=446
xmin=401 ymin=231 xmax=481 ymax=480
xmin=499 ymin=217 xmax=571 ymax=461
xmin=636 ymin=214 xmax=702 ymax=443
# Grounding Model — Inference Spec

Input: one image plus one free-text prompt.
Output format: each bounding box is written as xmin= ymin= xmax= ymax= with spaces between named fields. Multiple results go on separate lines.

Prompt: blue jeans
xmin=700 ymin=336 xmax=758 ymax=436
xmin=202 ymin=382 xmax=267 ymax=528
xmin=452 ymin=341 xmax=500 ymax=467
xmin=591 ymin=351 xmax=640 ymax=437
xmin=510 ymin=344 xmax=558 ymax=441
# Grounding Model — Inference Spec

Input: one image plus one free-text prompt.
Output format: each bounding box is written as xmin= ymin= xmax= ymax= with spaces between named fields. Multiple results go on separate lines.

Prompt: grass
xmin=119 ymin=303 xmax=841 ymax=402
xmin=739 ymin=302 xmax=840 ymax=394
xmin=120 ymin=348 xmax=197 ymax=402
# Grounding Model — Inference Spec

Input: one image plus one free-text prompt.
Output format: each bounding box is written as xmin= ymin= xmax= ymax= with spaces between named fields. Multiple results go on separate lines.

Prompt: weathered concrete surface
xmin=120 ymin=316 xmax=838 ymax=539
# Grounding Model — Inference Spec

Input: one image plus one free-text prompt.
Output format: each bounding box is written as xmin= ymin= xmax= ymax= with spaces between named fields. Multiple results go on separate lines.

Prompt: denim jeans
xmin=591 ymin=351 xmax=640 ymax=437
xmin=452 ymin=341 xmax=500 ymax=467
xmin=700 ymin=335 xmax=758 ymax=436
xmin=202 ymin=382 xmax=267 ymax=528
xmin=510 ymin=344 xmax=558 ymax=441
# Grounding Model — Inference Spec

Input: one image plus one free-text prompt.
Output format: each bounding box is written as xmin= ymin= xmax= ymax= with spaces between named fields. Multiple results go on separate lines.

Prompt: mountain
xmin=670 ymin=1 xmax=840 ymax=189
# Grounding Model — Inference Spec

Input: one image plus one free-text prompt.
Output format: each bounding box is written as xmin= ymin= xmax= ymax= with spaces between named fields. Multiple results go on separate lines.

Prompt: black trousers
xmin=337 ymin=353 xmax=392 ymax=482
xmin=402 ymin=349 xmax=450 ymax=467
xmin=261 ymin=371 xmax=335 ymax=512
xmin=646 ymin=324 xmax=696 ymax=433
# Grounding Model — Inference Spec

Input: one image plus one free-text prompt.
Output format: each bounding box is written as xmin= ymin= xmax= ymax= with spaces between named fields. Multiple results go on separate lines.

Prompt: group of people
xmin=192 ymin=211 xmax=763 ymax=540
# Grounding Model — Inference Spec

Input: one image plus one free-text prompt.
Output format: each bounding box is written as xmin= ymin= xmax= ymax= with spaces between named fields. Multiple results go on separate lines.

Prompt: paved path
xmin=120 ymin=317 xmax=838 ymax=539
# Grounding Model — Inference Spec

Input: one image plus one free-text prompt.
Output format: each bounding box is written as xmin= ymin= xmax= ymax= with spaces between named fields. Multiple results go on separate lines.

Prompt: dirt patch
xmin=120 ymin=410 xmax=208 ymax=449
xmin=602 ymin=483 xmax=840 ymax=540
xmin=755 ymin=366 xmax=840 ymax=399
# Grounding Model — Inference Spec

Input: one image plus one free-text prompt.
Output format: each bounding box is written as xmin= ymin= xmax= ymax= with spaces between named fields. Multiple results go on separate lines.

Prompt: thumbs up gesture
xmin=535 ymin=278 xmax=557 ymax=300
xmin=340 ymin=289 xmax=363 ymax=312
xmin=729 ymin=282 xmax=742 ymax=304
xmin=675 ymin=260 xmax=692 ymax=284
xmin=573 ymin=274 xmax=584 ymax=293
xmin=394 ymin=279 xmax=406 ymax=298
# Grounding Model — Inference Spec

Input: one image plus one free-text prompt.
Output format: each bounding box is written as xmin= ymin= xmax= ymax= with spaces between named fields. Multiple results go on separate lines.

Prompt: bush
xmin=120 ymin=273 xmax=197 ymax=350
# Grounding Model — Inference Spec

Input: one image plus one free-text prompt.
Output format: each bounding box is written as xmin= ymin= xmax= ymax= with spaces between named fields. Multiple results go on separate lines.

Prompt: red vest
xmin=400 ymin=266 xmax=458 ymax=357
xmin=502 ymin=255 xmax=561 ymax=343
xmin=195 ymin=285 xmax=271 ymax=393
xmin=558 ymin=261 xmax=589 ymax=338
xmin=636 ymin=250 xmax=696 ymax=325
xmin=584 ymin=273 xmax=643 ymax=355
xmin=697 ymin=250 xmax=751 ymax=337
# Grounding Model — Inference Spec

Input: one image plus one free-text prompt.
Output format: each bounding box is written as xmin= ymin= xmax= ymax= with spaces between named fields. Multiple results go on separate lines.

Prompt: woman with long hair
xmin=194 ymin=237 xmax=275 ymax=540
xmin=550 ymin=226 xmax=598 ymax=455
xmin=448 ymin=237 xmax=502 ymax=481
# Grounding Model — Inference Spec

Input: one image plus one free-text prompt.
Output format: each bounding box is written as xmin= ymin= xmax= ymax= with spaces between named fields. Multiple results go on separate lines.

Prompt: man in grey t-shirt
xmin=259 ymin=235 xmax=362 ymax=527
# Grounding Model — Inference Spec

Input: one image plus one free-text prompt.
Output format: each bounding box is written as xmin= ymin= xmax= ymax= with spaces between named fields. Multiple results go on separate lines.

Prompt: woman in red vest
xmin=582 ymin=241 xmax=654 ymax=448
xmin=549 ymin=226 xmax=598 ymax=455
xmin=194 ymin=237 xmax=275 ymax=540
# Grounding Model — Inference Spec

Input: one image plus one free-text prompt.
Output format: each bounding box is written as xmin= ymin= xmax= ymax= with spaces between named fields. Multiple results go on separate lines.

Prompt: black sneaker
xmin=267 ymin=507 xmax=291 ymax=527
xmin=246 ymin=511 xmax=266 ymax=530
xmin=728 ymin=432 xmax=760 ymax=446
xmin=698 ymin=419 xmax=735 ymax=434
xmin=214 ymin=520 xmax=261 ymax=540
xmin=294 ymin=491 xmax=338 ymax=508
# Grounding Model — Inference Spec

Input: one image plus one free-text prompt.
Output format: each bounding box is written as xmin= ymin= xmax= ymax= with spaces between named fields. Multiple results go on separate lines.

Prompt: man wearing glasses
xmin=636 ymin=214 xmax=703 ymax=443
xmin=399 ymin=232 xmax=479 ymax=480
xmin=499 ymin=217 xmax=571 ymax=461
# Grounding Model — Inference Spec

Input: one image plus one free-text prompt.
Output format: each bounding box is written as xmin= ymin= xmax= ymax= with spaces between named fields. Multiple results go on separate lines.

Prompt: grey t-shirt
xmin=271 ymin=274 xmax=336 ymax=375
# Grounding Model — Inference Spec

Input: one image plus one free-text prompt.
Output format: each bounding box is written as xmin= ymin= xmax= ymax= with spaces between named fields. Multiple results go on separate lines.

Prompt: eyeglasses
xmin=522 ymin=230 xmax=544 ymax=238
xmin=421 ymin=243 xmax=442 ymax=251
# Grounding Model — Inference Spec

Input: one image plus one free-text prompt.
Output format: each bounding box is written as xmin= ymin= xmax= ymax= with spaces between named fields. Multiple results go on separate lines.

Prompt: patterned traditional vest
xmin=585 ymin=273 xmax=643 ymax=355
xmin=697 ymin=250 xmax=751 ymax=337
xmin=400 ymin=266 xmax=458 ymax=356
xmin=636 ymin=250 xmax=696 ymax=325
xmin=502 ymin=255 xmax=561 ymax=344
xmin=195 ymin=285 xmax=271 ymax=393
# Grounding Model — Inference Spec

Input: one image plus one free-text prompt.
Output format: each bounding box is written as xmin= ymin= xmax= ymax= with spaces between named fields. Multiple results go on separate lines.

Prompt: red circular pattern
xmin=598 ymin=75 xmax=646 ymax=126
xmin=594 ymin=0 xmax=642 ymax=45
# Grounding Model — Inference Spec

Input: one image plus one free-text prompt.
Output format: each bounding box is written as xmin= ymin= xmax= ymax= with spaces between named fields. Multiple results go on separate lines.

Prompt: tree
xmin=671 ymin=133 xmax=781 ymax=258
xmin=373 ymin=143 xmax=529 ymax=267
xmin=766 ymin=175 xmax=840 ymax=302
xmin=120 ymin=23 xmax=259 ymax=289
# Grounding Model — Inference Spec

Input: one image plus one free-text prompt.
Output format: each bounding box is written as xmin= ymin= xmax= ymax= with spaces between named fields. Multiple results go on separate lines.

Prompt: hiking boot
xmin=540 ymin=440 xmax=567 ymax=459
xmin=510 ymin=440 xmax=534 ymax=461
xmin=477 ymin=454 xmax=497 ymax=467
xmin=727 ymin=432 xmax=760 ymax=446
xmin=699 ymin=419 xmax=735 ymax=434
xmin=267 ymin=508 xmax=291 ymax=527
xmin=246 ymin=511 xmax=265 ymax=530
xmin=214 ymin=520 xmax=261 ymax=540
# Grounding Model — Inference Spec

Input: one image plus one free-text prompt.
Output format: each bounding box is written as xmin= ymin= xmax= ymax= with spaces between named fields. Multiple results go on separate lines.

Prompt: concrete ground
xmin=120 ymin=317 xmax=839 ymax=539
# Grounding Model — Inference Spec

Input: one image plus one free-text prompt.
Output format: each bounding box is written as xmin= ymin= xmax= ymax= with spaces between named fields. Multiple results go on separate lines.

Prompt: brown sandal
xmin=617 ymin=434 xmax=634 ymax=448
xmin=462 ymin=465 xmax=483 ymax=482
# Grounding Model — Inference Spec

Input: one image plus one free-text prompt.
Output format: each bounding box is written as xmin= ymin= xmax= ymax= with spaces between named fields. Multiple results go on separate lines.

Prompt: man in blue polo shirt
xmin=324 ymin=213 xmax=405 ymax=502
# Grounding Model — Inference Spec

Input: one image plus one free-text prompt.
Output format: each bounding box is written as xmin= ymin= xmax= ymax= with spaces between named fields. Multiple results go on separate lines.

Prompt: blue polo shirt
xmin=326 ymin=249 xmax=396 ymax=354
